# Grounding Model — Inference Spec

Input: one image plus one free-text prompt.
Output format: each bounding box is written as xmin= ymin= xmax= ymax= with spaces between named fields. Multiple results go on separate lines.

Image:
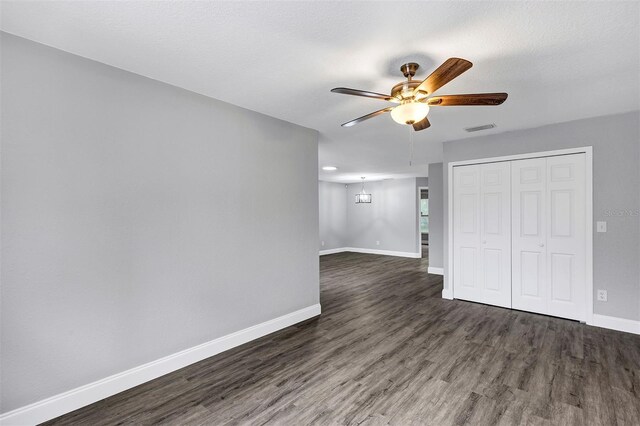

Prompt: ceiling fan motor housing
xmin=393 ymin=63 xmax=427 ymax=100
xmin=391 ymin=80 xmax=422 ymax=100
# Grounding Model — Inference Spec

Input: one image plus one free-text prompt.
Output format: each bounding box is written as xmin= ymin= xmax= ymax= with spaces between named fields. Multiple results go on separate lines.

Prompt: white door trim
xmin=446 ymin=147 xmax=593 ymax=323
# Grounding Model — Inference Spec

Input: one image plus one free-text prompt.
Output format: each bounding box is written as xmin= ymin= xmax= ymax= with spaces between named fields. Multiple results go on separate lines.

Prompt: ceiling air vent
xmin=465 ymin=123 xmax=496 ymax=132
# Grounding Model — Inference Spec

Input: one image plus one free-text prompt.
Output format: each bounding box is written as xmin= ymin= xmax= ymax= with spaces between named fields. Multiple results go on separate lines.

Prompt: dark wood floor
xmin=45 ymin=252 xmax=640 ymax=425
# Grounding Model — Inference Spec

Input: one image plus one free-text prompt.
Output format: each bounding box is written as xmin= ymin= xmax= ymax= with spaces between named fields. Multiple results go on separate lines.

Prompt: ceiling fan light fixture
xmin=390 ymin=101 xmax=430 ymax=125
xmin=331 ymin=58 xmax=507 ymax=130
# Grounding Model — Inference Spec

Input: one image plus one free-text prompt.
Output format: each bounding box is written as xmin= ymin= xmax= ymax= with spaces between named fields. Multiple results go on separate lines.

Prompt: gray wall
xmin=318 ymin=181 xmax=347 ymax=251
xmin=427 ymin=163 xmax=444 ymax=269
xmin=443 ymin=111 xmax=640 ymax=321
xmin=346 ymin=178 xmax=419 ymax=254
xmin=1 ymin=33 xmax=319 ymax=412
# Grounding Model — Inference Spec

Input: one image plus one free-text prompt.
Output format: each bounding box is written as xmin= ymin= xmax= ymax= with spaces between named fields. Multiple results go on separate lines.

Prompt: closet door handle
xmin=539 ymin=243 xmax=545 ymax=247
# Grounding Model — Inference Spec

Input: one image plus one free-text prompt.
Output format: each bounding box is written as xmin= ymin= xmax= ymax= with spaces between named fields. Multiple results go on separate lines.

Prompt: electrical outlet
xmin=376 ymin=240 xmax=380 ymax=246
xmin=321 ymin=241 xmax=325 ymax=246
xmin=597 ymin=221 xmax=607 ymax=232
xmin=597 ymin=289 xmax=608 ymax=302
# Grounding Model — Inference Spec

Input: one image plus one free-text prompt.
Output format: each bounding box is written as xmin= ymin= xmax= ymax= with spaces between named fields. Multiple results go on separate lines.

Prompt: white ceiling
xmin=2 ymin=1 xmax=639 ymax=182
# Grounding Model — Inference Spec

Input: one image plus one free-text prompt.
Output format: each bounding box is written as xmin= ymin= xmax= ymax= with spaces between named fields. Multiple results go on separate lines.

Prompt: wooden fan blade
xmin=331 ymin=87 xmax=398 ymax=102
xmin=427 ymin=93 xmax=508 ymax=106
xmin=341 ymin=107 xmax=394 ymax=127
xmin=412 ymin=116 xmax=431 ymax=131
xmin=413 ymin=58 xmax=473 ymax=96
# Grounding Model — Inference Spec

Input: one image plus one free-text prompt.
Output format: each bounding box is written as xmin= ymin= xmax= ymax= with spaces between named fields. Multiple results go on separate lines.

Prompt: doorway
xmin=418 ymin=186 xmax=429 ymax=258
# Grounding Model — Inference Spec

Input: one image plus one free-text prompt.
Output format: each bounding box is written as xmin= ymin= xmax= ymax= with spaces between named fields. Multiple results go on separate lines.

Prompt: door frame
xmin=446 ymin=147 xmax=593 ymax=323
xmin=417 ymin=186 xmax=429 ymax=258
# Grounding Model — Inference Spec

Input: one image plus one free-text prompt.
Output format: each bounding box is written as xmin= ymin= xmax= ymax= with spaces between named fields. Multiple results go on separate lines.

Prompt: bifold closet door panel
xmin=545 ymin=154 xmax=586 ymax=321
xmin=453 ymin=165 xmax=482 ymax=303
xmin=511 ymin=153 xmax=586 ymax=321
xmin=479 ymin=161 xmax=511 ymax=308
xmin=453 ymin=162 xmax=511 ymax=307
xmin=512 ymin=157 xmax=548 ymax=316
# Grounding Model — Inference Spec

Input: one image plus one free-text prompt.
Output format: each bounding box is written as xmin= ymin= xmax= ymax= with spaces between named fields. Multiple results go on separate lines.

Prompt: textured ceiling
xmin=2 ymin=1 xmax=639 ymax=182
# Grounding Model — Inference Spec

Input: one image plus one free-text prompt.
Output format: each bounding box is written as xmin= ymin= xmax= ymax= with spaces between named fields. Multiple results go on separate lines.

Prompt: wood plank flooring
xmin=45 ymin=252 xmax=640 ymax=425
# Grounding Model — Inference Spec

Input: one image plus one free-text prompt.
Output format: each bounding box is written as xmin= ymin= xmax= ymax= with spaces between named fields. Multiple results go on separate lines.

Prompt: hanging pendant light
xmin=355 ymin=177 xmax=371 ymax=204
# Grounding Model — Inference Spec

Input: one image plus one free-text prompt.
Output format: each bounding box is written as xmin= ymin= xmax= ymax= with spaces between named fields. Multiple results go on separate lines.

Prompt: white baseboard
xmin=345 ymin=247 xmax=421 ymax=258
xmin=0 ymin=304 xmax=321 ymax=426
xmin=319 ymin=247 xmax=420 ymax=258
xmin=438 ymin=296 xmax=639 ymax=335
xmin=428 ymin=267 xmax=444 ymax=275
xmin=589 ymin=314 xmax=640 ymax=335
xmin=319 ymin=247 xmax=348 ymax=255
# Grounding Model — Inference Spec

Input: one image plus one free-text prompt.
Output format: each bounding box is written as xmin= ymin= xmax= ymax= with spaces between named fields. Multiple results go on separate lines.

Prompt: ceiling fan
xmin=331 ymin=58 xmax=508 ymax=131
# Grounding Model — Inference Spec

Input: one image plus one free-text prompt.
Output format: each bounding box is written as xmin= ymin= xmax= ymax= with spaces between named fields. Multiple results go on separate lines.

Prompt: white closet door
xmin=453 ymin=163 xmax=511 ymax=307
xmin=479 ymin=162 xmax=511 ymax=308
xmin=453 ymin=165 xmax=482 ymax=303
xmin=512 ymin=158 xmax=548 ymax=315
xmin=546 ymin=154 xmax=586 ymax=320
xmin=512 ymin=154 xmax=586 ymax=321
